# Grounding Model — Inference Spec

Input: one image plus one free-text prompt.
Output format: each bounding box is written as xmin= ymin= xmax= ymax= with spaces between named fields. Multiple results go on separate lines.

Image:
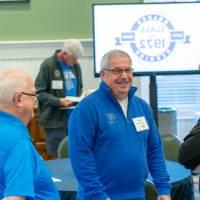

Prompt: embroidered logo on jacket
xmin=106 ymin=112 xmax=117 ymax=124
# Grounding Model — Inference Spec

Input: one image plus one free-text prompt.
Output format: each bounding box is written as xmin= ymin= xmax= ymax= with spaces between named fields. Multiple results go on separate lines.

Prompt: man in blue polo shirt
xmin=0 ymin=69 xmax=60 ymax=200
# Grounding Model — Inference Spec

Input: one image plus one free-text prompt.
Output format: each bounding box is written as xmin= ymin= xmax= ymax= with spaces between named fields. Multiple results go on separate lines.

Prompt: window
xmin=157 ymin=74 xmax=200 ymax=139
xmin=157 ymin=74 xmax=200 ymax=113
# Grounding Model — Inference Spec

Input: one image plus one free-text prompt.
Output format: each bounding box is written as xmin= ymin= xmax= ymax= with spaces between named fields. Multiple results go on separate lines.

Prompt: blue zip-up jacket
xmin=69 ymin=81 xmax=170 ymax=200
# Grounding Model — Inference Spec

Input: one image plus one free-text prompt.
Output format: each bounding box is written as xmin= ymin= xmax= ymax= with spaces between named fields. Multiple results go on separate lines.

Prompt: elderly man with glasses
xmin=0 ymin=69 xmax=60 ymax=200
xmin=35 ymin=38 xmax=84 ymax=159
xmin=68 ymin=49 xmax=171 ymax=200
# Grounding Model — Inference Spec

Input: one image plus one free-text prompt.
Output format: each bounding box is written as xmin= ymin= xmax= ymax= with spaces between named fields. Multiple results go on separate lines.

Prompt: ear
xmin=13 ymin=92 xmax=23 ymax=107
xmin=100 ymin=70 xmax=105 ymax=79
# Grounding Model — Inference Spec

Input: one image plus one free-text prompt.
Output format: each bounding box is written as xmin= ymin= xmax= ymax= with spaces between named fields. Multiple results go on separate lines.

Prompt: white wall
xmin=0 ymin=39 xmax=143 ymax=98
xmin=0 ymin=39 xmax=197 ymax=139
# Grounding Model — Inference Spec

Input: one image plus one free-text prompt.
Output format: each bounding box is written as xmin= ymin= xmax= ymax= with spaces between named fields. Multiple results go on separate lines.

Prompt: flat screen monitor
xmin=92 ymin=2 xmax=200 ymax=76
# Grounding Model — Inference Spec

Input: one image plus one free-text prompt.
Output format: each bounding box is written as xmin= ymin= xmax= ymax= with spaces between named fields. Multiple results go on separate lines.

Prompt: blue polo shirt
xmin=0 ymin=110 xmax=60 ymax=200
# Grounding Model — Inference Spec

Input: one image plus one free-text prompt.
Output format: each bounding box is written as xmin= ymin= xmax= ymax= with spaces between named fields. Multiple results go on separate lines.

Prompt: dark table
xmin=166 ymin=161 xmax=194 ymax=200
xmin=46 ymin=159 xmax=77 ymax=200
xmin=46 ymin=159 xmax=194 ymax=200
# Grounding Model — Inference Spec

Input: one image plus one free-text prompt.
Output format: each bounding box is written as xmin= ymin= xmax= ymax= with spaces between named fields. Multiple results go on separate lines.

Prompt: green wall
xmin=0 ymin=0 xmax=142 ymax=41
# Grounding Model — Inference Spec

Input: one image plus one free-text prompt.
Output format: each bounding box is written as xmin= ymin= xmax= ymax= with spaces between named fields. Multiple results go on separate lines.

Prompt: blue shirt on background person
xmin=60 ymin=60 xmax=78 ymax=118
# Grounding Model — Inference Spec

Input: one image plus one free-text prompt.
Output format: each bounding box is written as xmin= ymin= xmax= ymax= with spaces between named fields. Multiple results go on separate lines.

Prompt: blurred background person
xmin=68 ymin=49 xmax=171 ymax=200
xmin=0 ymin=69 xmax=60 ymax=200
xmin=35 ymin=39 xmax=84 ymax=159
xmin=178 ymin=119 xmax=200 ymax=173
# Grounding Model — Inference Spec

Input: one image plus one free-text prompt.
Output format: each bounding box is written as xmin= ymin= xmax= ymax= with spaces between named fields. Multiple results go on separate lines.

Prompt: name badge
xmin=52 ymin=80 xmax=63 ymax=89
xmin=132 ymin=116 xmax=149 ymax=132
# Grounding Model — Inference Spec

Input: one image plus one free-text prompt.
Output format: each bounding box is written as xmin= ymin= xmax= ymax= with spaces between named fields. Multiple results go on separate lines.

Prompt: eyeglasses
xmin=103 ymin=67 xmax=134 ymax=75
xmin=21 ymin=92 xmax=38 ymax=104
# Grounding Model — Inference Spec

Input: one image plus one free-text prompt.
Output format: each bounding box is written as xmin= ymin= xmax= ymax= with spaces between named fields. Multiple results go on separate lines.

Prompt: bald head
xmin=0 ymin=69 xmax=32 ymax=104
xmin=0 ymin=69 xmax=35 ymax=124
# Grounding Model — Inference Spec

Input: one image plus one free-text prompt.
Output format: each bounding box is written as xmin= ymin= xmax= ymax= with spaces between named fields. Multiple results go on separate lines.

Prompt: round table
xmin=46 ymin=159 xmax=194 ymax=200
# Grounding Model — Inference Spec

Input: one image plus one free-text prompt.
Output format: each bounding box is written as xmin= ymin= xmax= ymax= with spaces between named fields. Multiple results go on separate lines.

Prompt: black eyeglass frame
xmin=21 ymin=92 xmax=38 ymax=104
xmin=21 ymin=92 xmax=37 ymax=97
xmin=103 ymin=67 xmax=134 ymax=75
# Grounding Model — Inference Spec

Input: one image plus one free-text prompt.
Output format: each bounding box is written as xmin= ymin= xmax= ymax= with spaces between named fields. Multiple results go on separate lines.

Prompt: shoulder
xmin=76 ymin=92 xmax=97 ymax=110
xmin=129 ymin=86 xmax=151 ymax=111
xmin=72 ymin=90 xmax=101 ymax=116
xmin=133 ymin=95 xmax=152 ymax=112
xmin=41 ymin=57 xmax=57 ymax=68
xmin=40 ymin=52 xmax=59 ymax=70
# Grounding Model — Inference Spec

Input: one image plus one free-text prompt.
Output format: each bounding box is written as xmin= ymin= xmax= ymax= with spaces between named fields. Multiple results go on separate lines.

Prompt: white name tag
xmin=132 ymin=116 xmax=149 ymax=132
xmin=52 ymin=80 xmax=63 ymax=89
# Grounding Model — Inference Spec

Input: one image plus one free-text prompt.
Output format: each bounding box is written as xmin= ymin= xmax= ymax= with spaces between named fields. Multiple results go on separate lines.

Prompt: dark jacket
xmin=35 ymin=50 xmax=83 ymax=128
xmin=178 ymin=119 xmax=200 ymax=170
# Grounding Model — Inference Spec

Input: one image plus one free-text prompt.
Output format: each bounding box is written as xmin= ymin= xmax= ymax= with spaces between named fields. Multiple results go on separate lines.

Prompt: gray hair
xmin=62 ymin=39 xmax=84 ymax=59
xmin=100 ymin=49 xmax=132 ymax=70
xmin=0 ymin=69 xmax=29 ymax=103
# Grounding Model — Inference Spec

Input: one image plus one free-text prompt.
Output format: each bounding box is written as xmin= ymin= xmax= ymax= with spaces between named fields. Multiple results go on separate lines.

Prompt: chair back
xmin=145 ymin=180 xmax=157 ymax=200
xmin=162 ymin=134 xmax=182 ymax=162
xmin=57 ymin=136 xmax=69 ymax=158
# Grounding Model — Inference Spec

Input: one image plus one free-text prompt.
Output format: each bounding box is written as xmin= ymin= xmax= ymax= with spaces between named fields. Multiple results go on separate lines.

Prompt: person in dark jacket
xmin=178 ymin=119 xmax=200 ymax=173
xmin=35 ymin=39 xmax=84 ymax=159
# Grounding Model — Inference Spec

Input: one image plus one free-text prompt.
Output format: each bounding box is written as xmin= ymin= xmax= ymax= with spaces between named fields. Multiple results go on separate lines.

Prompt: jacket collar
xmin=99 ymin=81 xmax=137 ymax=102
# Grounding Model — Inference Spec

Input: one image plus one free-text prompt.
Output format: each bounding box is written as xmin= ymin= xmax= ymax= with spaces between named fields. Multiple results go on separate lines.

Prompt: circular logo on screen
xmin=115 ymin=14 xmax=190 ymax=62
xmin=131 ymin=14 xmax=175 ymax=62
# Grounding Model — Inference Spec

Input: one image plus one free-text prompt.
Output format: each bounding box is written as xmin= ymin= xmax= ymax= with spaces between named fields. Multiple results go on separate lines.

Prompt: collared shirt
xmin=0 ymin=110 xmax=60 ymax=199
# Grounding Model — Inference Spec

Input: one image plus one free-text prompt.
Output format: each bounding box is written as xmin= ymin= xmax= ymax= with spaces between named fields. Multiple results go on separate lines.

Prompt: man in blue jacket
xmin=68 ymin=49 xmax=171 ymax=200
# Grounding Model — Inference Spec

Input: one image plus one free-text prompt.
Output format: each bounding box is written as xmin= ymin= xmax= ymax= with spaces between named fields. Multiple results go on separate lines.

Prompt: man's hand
xmin=158 ymin=195 xmax=171 ymax=200
xmin=59 ymin=98 xmax=73 ymax=107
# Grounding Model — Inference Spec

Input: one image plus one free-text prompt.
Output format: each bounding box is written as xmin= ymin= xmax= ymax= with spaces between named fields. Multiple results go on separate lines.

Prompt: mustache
xmin=116 ymin=77 xmax=130 ymax=84
xmin=116 ymin=80 xmax=130 ymax=84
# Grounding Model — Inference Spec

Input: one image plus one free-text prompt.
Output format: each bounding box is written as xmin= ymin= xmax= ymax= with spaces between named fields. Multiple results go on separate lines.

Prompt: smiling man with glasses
xmin=0 ymin=69 xmax=60 ymax=200
xmin=69 ymin=49 xmax=171 ymax=200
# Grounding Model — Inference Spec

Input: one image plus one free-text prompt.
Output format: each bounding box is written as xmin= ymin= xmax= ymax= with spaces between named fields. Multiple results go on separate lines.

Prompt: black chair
xmin=145 ymin=180 xmax=157 ymax=200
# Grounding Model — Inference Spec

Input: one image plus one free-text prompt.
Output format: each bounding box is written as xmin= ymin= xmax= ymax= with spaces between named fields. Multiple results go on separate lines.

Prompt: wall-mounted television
xmin=92 ymin=2 xmax=200 ymax=76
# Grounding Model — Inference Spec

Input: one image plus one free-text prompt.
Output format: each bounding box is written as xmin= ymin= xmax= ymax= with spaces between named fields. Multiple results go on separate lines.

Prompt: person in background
xmin=178 ymin=119 xmax=200 ymax=173
xmin=35 ymin=39 xmax=84 ymax=159
xmin=0 ymin=69 xmax=60 ymax=200
xmin=68 ymin=49 xmax=171 ymax=200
